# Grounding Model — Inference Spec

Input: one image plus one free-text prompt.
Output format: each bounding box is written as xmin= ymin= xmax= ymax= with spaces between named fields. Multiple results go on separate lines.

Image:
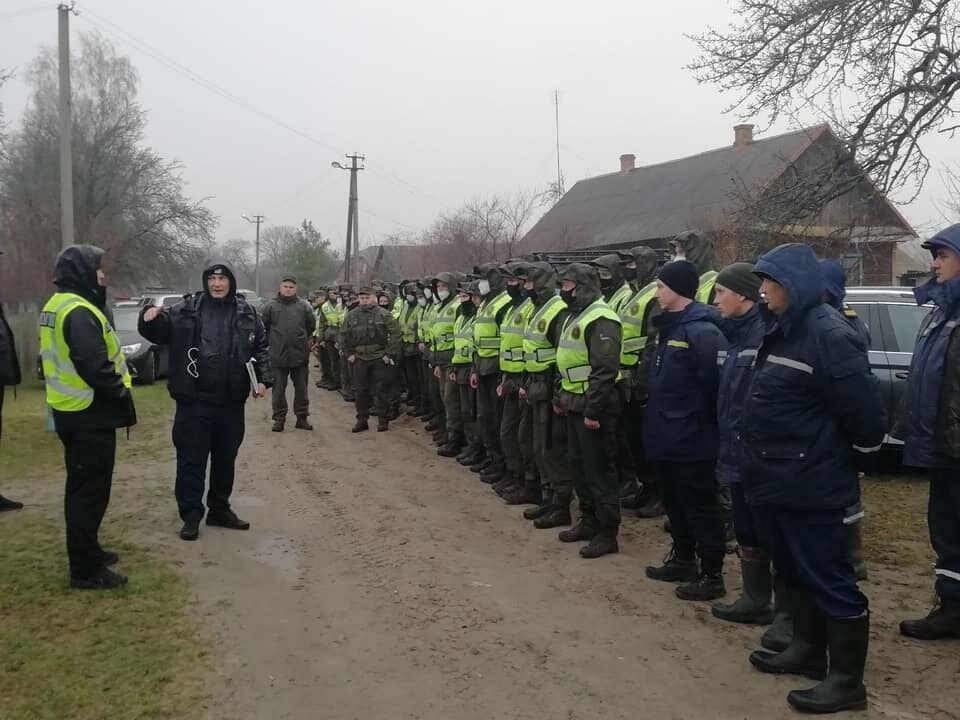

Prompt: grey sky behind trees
xmin=1 ymin=0 xmax=957 ymax=252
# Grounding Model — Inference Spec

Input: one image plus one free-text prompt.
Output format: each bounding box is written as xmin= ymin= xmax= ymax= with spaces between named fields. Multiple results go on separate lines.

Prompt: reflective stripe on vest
xmin=39 ymin=293 xmax=132 ymax=412
xmin=322 ymin=301 xmax=341 ymax=327
xmin=696 ymin=271 xmax=718 ymax=304
xmin=400 ymin=303 xmax=419 ymax=343
xmin=619 ymin=281 xmax=657 ymax=366
xmin=453 ymin=314 xmax=476 ymax=365
xmin=555 ymin=299 xmax=621 ymax=395
xmin=431 ymin=297 xmax=462 ymax=351
xmin=499 ymin=299 xmax=534 ymax=373
xmin=522 ymin=295 xmax=567 ymax=373
xmin=607 ymin=283 xmax=633 ymax=314
xmin=472 ymin=291 xmax=511 ymax=357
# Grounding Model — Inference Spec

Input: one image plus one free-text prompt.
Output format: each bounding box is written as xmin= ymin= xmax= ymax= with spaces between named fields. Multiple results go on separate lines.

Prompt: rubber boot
xmin=712 ymin=548 xmax=775 ymax=625
xmin=847 ymin=520 xmax=868 ymax=581
xmin=787 ymin=614 xmax=869 ymax=714
xmin=645 ymin=546 xmax=699 ymax=583
xmin=750 ymin=589 xmax=828 ymax=681
xmin=762 ymin=576 xmax=795 ymax=652
xmin=580 ymin=532 xmax=619 ymax=559
xmin=535 ymin=497 xmax=572 ymax=529
xmin=900 ymin=596 xmax=960 ymax=640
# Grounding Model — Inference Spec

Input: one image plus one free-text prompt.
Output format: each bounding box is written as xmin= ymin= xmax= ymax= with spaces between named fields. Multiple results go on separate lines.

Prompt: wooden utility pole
xmin=333 ymin=154 xmax=364 ymax=283
xmin=58 ymin=3 xmax=76 ymax=249
xmin=242 ymin=214 xmax=265 ymax=295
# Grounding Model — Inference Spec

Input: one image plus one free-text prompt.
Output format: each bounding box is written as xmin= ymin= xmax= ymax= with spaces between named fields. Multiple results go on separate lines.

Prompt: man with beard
xmin=140 ymin=262 xmax=272 ymax=542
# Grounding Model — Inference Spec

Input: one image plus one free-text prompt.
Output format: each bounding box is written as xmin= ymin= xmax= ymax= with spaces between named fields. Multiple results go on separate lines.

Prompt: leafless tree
xmin=689 ymin=0 xmax=960 ymax=204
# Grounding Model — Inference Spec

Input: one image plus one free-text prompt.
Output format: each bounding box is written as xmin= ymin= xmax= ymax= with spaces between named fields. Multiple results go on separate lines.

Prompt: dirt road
xmin=162 ymin=383 xmax=957 ymax=720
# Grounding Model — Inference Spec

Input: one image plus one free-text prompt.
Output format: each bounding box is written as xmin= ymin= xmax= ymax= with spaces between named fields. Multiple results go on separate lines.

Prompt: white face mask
xmin=417 ymin=297 xmax=427 ymax=307
xmin=424 ymin=288 xmax=433 ymax=300
xmin=437 ymin=289 xmax=451 ymax=301
xmin=478 ymin=279 xmax=491 ymax=296
xmin=405 ymin=294 xmax=415 ymax=302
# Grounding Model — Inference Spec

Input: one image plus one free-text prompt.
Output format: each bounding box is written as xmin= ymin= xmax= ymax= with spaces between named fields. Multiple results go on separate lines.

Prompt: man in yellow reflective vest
xmin=398 ymin=281 xmax=424 ymax=417
xmin=493 ymin=261 xmax=537 ymax=502
xmin=40 ymin=245 xmax=137 ymax=590
xmin=429 ymin=271 xmax=463 ymax=446
xmin=438 ymin=282 xmax=478 ymax=457
xmin=553 ymin=263 xmax=623 ymax=558
xmin=516 ymin=262 xmax=574 ymax=528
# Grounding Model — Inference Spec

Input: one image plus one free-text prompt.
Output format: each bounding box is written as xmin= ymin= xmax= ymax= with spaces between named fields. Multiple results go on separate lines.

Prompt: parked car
xmin=237 ymin=288 xmax=264 ymax=309
xmin=139 ymin=287 xmax=187 ymax=309
xmin=845 ymin=287 xmax=932 ymax=446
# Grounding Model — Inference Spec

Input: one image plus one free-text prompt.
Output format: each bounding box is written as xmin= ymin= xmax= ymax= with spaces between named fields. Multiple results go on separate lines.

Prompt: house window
xmin=842 ymin=252 xmax=863 ymax=286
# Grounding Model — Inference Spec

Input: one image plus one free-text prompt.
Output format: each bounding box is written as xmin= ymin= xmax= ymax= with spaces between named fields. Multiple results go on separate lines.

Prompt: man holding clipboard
xmin=140 ymin=262 xmax=273 ymax=542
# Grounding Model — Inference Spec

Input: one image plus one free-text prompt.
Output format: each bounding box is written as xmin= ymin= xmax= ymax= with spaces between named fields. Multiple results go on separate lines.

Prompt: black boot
xmin=425 ymin=419 xmax=441 ymax=432
xmin=750 ymin=590 xmax=827 ymax=681
xmin=712 ymin=549 xmax=775 ymax=624
xmin=676 ymin=571 xmax=726 ymax=601
xmin=523 ymin=493 xmax=553 ymax=520
xmin=762 ymin=576 xmax=795 ymax=651
xmin=494 ymin=474 xmax=521 ymax=497
xmin=206 ymin=509 xmax=251 ymax=531
xmin=635 ymin=479 xmax=665 ymax=518
xmin=352 ymin=419 xmax=369 ymax=433
xmin=482 ymin=465 xmax=507 ymax=485
xmin=470 ymin=457 xmax=493 ymax=474
xmin=504 ymin=482 xmax=541 ymax=506
xmin=558 ymin=517 xmax=597 ymax=543
xmin=645 ymin=547 xmax=699 ymax=583
xmin=432 ymin=430 xmax=447 ymax=444
xmin=272 ymin=420 xmax=284 ymax=432
xmin=580 ymin=532 xmax=619 ymax=559
xmin=457 ymin=447 xmax=481 ymax=464
xmin=437 ymin=433 xmax=465 ymax=457
xmin=70 ymin=567 xmax=129 ymax=590
xmin=900 ymin=596 xmax=960 ymax=640
xmin=377 ymin=418 xmax=389 ymax=432
xmin=179 ymin=518 xmax=200 ymax=541
xmin=295 ymin=417 xmax=313 ymax=431
xmin=787 ymin=614 xmax=869 ymax=714
xmin=0 ymin=494 xmax=24 ymax=511
xmin=535 ymin=499 xmax=572 ymax=529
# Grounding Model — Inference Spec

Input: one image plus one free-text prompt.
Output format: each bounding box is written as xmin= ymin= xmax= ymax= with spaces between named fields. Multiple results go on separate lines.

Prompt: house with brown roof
xmin=522 ymin=124 xmax=917 ymax=285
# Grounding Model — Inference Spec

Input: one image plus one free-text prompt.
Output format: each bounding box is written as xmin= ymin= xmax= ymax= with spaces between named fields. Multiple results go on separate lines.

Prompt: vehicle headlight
xmin=122 ymin=343 xmax=143 ymax=355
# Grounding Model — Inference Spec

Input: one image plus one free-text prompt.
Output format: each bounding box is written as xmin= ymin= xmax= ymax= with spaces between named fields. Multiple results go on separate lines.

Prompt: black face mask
xmin=525 ymin=288 xmax=539 ymax=301
xmin=599 ymin=278 xmax=616 ymax=294
xmin=461 ymin=302 xmax=476 ymax=317
xmin=507 ymin=285 xmax=523 ymax=300
xmin=560 ymin=288 xmax=576 ymax=305
xmin=623 ymin=266 xmax=637 ymax=281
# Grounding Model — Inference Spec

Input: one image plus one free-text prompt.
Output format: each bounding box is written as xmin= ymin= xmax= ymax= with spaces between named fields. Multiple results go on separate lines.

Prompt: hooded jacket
xmin=629 ymin=246 xmax=660 ymax=291
xmin=48 ymin=245 xmax=137 ymax=432
xmin=592 ymin=254 xmax=633 ymax=312
xmin=669 ymin=231 xmax=716 ymax=277
xmin=716 ymin=304 xmax=766 ymax=484
xmin=139 ymin=261 xmax=273 ymax=405
xmin=741 ymin=244 xmax=886 ymax=509
xmin=554 ymin=263 xmax=622 ymax=417
xmin=519 ymin=262 xmax=571 ymax=402
xmin=262 ymin=291 xmax=316 ymax=368
xmin=902 ymin=224 xmax=960 ymax=467
xmin=819 ymin=259 xmax=870 ymax=347
xmin=643 ymin=301 xmax=726 ymax=462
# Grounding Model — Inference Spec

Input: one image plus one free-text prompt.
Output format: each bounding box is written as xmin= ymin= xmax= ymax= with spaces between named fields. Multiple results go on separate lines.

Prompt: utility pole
xmin=554 ymin=89 xmax=565 ymax=200
xmin=332 ymin=154 xmax=365 ymax=283
xmin=242 ymin=214 xmax=265 ymax=295
xmin=58 ymin=3 xmax=77 ymax=250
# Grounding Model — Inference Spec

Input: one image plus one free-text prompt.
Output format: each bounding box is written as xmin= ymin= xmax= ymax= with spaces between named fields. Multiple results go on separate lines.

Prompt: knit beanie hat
xmin=657 ymin=260 xmax=699 ymax=300
xmin=716 ymin=262 xmax=762 ymax=301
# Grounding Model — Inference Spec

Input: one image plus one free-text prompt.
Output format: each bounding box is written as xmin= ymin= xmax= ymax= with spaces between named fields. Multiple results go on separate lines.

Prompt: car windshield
xmin=113 ymin=307 xmax=139 ymax=334
xmin=887 ymin=303 xmax=932 ymax=352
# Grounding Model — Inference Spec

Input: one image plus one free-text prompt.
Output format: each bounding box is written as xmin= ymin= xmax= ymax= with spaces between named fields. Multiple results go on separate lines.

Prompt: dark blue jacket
xmin=741 ymin=244 xmax=886 ymax=510
xmin=716 ymin=304 xmax=766 ymax=485
xmin=643 ymin=301 xmax=727 ymax=462
xmin=903 ymin=274 xmax=960 ymax=469
xmin=820 ymin=259 xmax=870 ymax=347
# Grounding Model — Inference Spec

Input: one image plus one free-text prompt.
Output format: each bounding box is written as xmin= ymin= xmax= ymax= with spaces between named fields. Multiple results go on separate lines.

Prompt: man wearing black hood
xmin=40 ymin=245 xmax=137 ymax=589
xmin=553 ymin=263 xmax=623 ymax=558
xmin=1 ymin=248 xmax=23 ymax=511
xmin=140 ymin=262 xmax=272 ymax=542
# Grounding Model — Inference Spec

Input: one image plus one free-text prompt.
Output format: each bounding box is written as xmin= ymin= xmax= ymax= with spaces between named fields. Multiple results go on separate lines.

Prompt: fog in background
xmin=2 ymin=0 xmax=957 ymax=253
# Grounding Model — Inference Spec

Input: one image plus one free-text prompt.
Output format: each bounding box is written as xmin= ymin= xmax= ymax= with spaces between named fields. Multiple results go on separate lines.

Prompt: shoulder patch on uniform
xmin=571 ymin=327 xmax=581 ymax=340
xmin=537 ymin=320 xmax=546 ymax=332
xmin=629 ymin=302 xmax=639 ymax=314
xmin=844 ymin=308 xmax=858 ymax=318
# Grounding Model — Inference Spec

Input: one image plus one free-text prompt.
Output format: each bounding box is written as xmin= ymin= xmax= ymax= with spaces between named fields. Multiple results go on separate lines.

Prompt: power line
xmin=0 ymin=4 xmax=52 ymax=22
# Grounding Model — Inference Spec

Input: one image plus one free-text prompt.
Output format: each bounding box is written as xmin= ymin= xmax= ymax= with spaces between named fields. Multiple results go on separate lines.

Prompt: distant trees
xmin=0 ymin=33 xmax=215 ymax=301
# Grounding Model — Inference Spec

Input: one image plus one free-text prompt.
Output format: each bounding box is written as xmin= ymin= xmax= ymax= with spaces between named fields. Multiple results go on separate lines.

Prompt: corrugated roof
xmin=523 ymin=125 xmax=832 ymax=250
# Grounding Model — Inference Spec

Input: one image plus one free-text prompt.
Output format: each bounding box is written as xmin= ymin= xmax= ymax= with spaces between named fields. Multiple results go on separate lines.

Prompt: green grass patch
xmin=0 ymin=380 xmax=209 ymax=720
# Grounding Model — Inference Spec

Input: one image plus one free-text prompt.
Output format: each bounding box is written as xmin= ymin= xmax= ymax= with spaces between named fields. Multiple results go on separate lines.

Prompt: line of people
xmin=303 ymin=228 xmax=960 ymax=715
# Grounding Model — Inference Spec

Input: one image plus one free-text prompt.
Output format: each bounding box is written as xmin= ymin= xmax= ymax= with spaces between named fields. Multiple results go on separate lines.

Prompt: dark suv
xmin=845 ymin=287 xmax=932 ymax=446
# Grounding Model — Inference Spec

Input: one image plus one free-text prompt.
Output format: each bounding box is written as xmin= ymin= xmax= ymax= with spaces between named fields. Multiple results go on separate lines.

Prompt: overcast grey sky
xmin=1 ymin=0 xmax=956 ymax=252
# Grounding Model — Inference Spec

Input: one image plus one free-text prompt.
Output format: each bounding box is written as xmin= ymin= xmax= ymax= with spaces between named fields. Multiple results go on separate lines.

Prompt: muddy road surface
xmin=165 ymin=383 xmax=957 ymax=720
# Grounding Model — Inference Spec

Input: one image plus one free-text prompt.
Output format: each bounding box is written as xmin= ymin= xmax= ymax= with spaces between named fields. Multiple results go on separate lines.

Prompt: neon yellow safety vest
xmin=473 ymin=291 xmax=512 ymax=359
xmin=419 ymin=302 xmax=436 ymax=344
xmin=499 ymin=299 xmax=534 ymax=373
xmin=453 ymin=313 xmax=476 ymax=365
xmin=399 ymin=303 xmax=419 ymax=344
xmin=39 ymin=292 xmax=132 ymax=412
xmin=522 ymin=295 xmax=567 ymax=373
xmin=619 ymin=281 xmax=658 ymax=367
xmin=556 ymin=299 xmax=621 ymax=395
xmin=322 ymin=301 xmax=342 ymax=327
xmin=392 ymin=296 xmax=403 ymax=320
xmin=607 ymin=282 xmax=634 ymax=314
xmin=431 ymin=297 xmax=463 ymax=352
xmin=696 ymin=271 xmax=718 ymax=304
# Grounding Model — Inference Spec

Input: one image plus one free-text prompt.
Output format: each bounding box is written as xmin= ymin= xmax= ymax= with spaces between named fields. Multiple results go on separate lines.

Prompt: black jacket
xmin=49 ymin=245 xmax=137 ymax=432
xmin=0 ymin=302 xmax=21 ymax=388
xmin=139 ymin=262 xmax=274 ymax=405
